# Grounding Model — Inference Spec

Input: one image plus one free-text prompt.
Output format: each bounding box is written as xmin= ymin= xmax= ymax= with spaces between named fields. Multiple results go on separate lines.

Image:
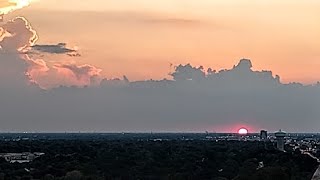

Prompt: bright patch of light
xmin=238 ymin=128 xmax=248 ymax=135
xmin=0 ymin=0 xmax=34 ymax=15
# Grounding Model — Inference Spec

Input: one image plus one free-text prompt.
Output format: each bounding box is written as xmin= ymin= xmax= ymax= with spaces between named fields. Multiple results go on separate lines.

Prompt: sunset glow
xmin=0 ymin=1 xmax=319 ymax=133
xmin=14 ymin=0 xmax=320 ymax=84
xmin=0 ymin=0 xmax=34 ymax=15
xmin=238 ymin=128 xmax=248 ymax=135
xmin=1 ymin=3 xmax=320 ymax=177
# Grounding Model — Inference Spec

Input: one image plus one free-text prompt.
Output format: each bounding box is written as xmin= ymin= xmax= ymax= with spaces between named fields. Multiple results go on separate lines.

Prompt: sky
xmin=0 ymin=0 xmax=319 ymax=133
xmin=10 ymin=0 xmax=320 ymax=83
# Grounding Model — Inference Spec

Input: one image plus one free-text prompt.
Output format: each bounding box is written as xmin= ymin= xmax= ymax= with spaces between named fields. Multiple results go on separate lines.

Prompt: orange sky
xmin=9 ymin=0 xmax=320 ymax=84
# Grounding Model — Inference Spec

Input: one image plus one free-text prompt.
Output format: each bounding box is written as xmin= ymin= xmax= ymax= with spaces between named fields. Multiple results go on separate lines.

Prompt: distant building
xmin=260 ymin=130 xmax=268 ymax=141
xmin=0 ymin=152 xmax=44 ymax=163
xmin=275 ymin=130 xmax=286 ymax=151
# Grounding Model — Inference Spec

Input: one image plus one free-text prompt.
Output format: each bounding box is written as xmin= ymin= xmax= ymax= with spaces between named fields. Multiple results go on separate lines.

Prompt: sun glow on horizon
xmin=238 ymin=128 xmax=248 ymax=135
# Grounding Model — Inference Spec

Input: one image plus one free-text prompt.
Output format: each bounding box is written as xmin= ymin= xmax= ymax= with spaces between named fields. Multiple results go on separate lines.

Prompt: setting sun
xmin=238 ymin=128 xmax=248 ymax=135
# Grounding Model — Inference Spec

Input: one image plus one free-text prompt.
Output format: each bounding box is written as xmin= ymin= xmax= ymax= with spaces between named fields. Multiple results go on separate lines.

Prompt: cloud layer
xmin=0 ymin=16 xmax=319 ymax=133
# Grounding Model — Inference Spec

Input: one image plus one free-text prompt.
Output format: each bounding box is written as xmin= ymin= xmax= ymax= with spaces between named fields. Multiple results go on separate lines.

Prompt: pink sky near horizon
xmin=7 ymin=0 xmax=320 ymax=84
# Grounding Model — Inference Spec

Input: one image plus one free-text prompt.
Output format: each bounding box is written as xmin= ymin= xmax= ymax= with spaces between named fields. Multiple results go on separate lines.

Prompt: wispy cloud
xmin=30 ymin=43 xmax=80 ymax=56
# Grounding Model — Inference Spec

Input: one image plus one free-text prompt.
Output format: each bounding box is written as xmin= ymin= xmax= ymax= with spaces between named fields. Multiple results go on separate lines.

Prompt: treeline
xmin=0 ymin=140 xmax=318 ymax=179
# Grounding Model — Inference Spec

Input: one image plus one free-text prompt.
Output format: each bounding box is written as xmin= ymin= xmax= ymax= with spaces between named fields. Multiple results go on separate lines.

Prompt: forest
xmin=0 ymin=137 xmax=318 ymax=180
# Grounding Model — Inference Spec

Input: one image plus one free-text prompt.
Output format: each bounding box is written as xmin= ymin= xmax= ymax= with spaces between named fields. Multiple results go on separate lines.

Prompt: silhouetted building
xmin=275 ymin=130 xmax=286 ymax=151
xmin=260 ymin=130 xmax=267 ymax=140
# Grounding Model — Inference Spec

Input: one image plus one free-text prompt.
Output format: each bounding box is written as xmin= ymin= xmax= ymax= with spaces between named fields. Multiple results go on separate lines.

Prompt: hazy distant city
xmin=0 ymin=132 xmax=320 ymax=179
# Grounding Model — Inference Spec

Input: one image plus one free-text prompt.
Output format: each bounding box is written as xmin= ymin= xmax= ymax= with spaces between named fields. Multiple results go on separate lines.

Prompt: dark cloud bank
xmin=0 ymin=17 xmax=320 ymax=133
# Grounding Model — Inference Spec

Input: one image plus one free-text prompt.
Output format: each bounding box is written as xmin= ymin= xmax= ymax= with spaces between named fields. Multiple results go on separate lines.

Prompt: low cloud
xmin=53 ymin=63 xmax=102 ymax=86
xmin=0 ymin=17 xmax=101 ymax=89
xmin=0 ymin=17 xmax=319 ymax=133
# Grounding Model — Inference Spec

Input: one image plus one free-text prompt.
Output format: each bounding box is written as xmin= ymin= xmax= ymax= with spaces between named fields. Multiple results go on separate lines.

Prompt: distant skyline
xmin=0 ymin=1 xmax=319 ymax=133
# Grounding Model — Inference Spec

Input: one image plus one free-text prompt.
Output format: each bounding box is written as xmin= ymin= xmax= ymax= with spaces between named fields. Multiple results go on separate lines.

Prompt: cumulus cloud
xmin=87 ymin=60 xmax=318 ymax=133
xmin=0 ymin=17 xmax=38 ymax=89
xmin=53 ymin=63 xmax=102 ymax=86
xmin=0 ymin=17 xmax=102 ymax=89
xmin=171 ymin=64 xmax=205 ymax=81
xmin=1 ymin=54 xmax=320 ymax=132
xmin=0 ymin=17 xmax=38 ymax=52
xmin=0 ymin=16 xmax=319 ymax=133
